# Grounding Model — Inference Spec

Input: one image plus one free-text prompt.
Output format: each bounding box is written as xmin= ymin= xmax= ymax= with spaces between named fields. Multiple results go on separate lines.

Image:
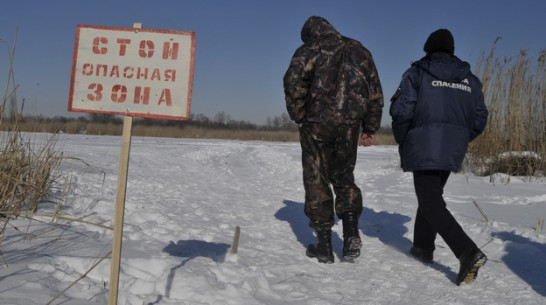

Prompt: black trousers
xmin=412 ymin=170 xmax=476 ymax=258
xmin=299 ymin=123 xmax=363 ymax=230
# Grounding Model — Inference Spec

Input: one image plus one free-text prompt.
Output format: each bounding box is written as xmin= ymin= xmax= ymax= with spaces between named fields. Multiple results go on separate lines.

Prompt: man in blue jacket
xmin=390 ymin=29 xmax=489 ymax=285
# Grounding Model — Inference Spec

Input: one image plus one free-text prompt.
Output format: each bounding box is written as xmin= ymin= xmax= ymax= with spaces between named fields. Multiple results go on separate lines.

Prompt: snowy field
xmin=1 ymin=133 xmax=545 ymax=305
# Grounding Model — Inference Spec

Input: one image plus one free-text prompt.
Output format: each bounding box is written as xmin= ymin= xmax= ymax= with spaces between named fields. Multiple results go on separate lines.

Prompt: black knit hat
xmin=424 ymin=29 xmax=455 ymax=54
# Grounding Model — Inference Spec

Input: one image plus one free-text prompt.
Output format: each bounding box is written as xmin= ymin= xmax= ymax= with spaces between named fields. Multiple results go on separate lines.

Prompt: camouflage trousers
xmin=299 ymin=123 xmax=363 ymax=230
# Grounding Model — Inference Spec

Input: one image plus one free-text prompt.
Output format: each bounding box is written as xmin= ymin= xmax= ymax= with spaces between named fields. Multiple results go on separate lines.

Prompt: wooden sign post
xmin=107 ymin=22 xmax=140 ymax=305
xmin=108 ymin=114 xmax=133 ymax=304
xmin=68 ymin=22 xmax=195 ymax=305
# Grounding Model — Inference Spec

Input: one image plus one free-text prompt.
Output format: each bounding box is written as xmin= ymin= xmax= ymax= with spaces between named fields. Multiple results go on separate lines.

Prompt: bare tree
xmin=214 ymin=111 xmax=231 ymax=125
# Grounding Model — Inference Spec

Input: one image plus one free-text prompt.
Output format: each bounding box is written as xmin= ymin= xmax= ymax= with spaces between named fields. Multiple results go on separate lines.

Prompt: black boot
xmin=456 ymin=247 xmax=487 ymax=285
xmin=306 ymin=229 xmax=334 ymax=263
xmin=342 ymin=212 xmax=362 ymax=259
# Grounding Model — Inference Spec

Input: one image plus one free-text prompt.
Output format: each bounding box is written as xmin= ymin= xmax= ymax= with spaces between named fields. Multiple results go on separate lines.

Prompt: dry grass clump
xmin=0 ymin=127 xmax=62 ymax=216
xmin=1 ymin=123 xmax=65 ymax=264
xmin=1 ymin=32 xmax=63 ymax=240
xmin=467 ymin=40 xmax=546 ymax=177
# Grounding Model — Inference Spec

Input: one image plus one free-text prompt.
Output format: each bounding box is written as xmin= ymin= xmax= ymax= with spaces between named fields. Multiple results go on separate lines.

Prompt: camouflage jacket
xmin=283 ymin=16 xmax=384 ymax=132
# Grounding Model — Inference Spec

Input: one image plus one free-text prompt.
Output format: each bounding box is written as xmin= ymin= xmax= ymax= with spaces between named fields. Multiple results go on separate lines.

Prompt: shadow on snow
xmin=148 ymin=239 xmax=230 ymax=304
xmin=276 ymin=199 xmax=458 ymax=282
xmin=275 ymin=199 xmax=414 ymax=257
xmin=492 ymin=231 xmax=546 ymax=296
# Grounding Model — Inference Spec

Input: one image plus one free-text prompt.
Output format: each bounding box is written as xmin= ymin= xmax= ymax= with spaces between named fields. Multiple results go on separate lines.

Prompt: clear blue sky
xmin=1 ymin=0 xmax=545 ymax=126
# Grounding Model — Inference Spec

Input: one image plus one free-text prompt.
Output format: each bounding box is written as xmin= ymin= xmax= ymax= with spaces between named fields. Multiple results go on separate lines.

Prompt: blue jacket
xmin=389 ymin=53 xmax=488 ymax=172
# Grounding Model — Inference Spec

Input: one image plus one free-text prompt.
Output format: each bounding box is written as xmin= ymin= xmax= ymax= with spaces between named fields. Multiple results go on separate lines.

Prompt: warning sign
xmin=68 ymin=25 xmax=195 ymax=120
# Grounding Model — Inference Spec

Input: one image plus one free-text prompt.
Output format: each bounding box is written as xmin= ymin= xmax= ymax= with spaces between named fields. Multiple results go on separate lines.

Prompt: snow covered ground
xmin=1 ymin=133 xmax=545 ymax=304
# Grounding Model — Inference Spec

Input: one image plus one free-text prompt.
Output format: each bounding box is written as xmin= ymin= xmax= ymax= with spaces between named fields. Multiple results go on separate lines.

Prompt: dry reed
xmin=1 ymin=31 xmax=64 ymax=246
xmin=467 ymin=40 xmax=546 ymax=177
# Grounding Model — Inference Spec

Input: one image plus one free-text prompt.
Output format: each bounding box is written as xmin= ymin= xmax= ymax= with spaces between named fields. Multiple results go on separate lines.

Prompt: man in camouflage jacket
xmin=283 ymin=16 xmax=384 ymax=263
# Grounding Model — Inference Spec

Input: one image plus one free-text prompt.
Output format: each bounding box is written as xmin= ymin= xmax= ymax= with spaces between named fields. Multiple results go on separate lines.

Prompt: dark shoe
xmin=456 ymin=247 xmax=487 ymax=285
xmin=342 ymin=212 xmax=362 ymax=259
xmin=306 ymin=229 xmax=334 ymax=263
xmin=343 ymin=236 xmax=362 ymax=259
xmin=409 ymin=246 xmax=434 ymax=264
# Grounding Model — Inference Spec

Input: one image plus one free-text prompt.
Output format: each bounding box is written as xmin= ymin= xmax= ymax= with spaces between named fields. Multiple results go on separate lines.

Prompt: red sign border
xmin=68 ymin=24 xmax=196 ymax=121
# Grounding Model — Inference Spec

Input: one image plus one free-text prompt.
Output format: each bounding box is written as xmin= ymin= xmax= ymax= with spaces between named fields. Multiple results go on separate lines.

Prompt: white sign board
xmin=68 ymin=25 xmax=195 ymax=120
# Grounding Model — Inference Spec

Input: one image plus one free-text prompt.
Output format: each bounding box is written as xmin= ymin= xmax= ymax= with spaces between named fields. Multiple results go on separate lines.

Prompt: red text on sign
xmin=92 ymin=37 xmax=180 ymax=60
xmin=81 ymin=64 xmax=177 ymax=82
xmin=86 ymin=83 xmax=172 ymax=106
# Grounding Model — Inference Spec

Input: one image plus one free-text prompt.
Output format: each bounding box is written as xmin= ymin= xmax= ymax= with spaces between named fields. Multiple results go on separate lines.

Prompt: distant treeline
xmin=1 ymin=112 xmax=395 ymax=144
xmin=9 ymin=111 xmax=297 ymax=131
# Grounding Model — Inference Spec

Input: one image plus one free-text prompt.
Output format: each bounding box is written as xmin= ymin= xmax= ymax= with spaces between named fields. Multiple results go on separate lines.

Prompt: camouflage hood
xmin=300 ymin=16 xmax=342 ymax=44
xmin=284 ymin=16 xmax=384 ymax=130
